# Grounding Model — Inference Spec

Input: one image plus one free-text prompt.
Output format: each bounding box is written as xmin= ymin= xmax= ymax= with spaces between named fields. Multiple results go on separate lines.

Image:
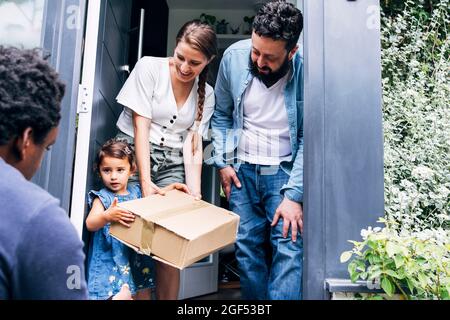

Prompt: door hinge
xmin=77 ymin=84 xmax=90 ymax=113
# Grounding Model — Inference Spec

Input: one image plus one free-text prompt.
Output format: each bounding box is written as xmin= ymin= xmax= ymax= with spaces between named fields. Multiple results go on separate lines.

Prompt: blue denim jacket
xmin=205 ymin=39 xmax=304 ymax=202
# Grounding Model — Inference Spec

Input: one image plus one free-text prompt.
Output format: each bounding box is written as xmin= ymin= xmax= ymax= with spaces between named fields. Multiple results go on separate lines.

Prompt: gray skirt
xmin=115 ymin=131 xmax=185 ymax=187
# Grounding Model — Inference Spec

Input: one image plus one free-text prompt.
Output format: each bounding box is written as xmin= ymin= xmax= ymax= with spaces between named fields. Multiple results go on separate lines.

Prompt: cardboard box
xmin=110 ymin=190 xmax=239 ymax=269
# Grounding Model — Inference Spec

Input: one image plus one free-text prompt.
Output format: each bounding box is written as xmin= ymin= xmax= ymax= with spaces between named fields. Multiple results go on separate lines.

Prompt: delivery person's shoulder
xmin=0 ymin=158 xmax=82 ymax=257
xmin=0 ymin=157 xmax=62 ymax=223
xmin=0 ymin=156 xmax=81 ymax=248
xmin=0 ymin=158 xmax=87 ymax=299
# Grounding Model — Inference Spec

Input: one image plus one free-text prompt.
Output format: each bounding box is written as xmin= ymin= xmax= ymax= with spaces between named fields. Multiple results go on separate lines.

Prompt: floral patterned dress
xmin=86 ymin=183 xmax=155 ymax=299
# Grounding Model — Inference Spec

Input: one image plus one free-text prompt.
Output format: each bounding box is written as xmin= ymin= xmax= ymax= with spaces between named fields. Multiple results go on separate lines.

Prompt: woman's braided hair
xmin=175 ymin=20 xmax=217 ymax=154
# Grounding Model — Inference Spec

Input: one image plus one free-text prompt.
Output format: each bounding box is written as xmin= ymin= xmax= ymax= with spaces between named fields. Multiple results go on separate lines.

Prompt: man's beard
xmin=249 ymin=54 xmax=291 ymax=88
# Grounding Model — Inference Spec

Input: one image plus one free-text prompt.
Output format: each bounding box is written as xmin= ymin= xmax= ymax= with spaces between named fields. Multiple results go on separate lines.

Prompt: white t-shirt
xmin=237 ymin=73 xmax=292 ymax=165
xmin=116 ymin=57 xmax=215 ymax=149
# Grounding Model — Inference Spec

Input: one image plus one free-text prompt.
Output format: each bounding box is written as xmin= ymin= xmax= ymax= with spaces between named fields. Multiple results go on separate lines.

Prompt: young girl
xmin=85 ymin=139 xmax=189 ymax=300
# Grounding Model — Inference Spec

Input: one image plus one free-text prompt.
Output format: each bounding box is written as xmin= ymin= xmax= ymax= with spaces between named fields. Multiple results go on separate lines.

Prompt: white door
xmin=70 ymin=0 xmax=131 ymax=238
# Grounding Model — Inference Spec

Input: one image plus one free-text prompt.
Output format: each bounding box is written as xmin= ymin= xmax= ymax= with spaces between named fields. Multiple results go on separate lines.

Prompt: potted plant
xmin=216 ymin=19 xmax=229 ymax=34
xmin=199 ymin=13 xmax=217 ymax=27
xmin=230 ymin=25 xmax=240 ymax=35
xmin=243 ymin=15 xmax=255 ymax=34
xmin=340 ymin=218 xmax=450 ymax=300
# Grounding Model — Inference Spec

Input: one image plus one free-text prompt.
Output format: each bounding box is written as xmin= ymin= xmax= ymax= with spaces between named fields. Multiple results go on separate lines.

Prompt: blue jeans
xmin=229 ymin=163 xmax=303 ymax=300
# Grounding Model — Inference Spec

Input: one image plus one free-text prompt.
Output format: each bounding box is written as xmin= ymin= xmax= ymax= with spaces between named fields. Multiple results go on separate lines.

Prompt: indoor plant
xmin=243 ymin=15 xmax=255 ymax=34
xmin=216 ymin=19 xmax=229 ymax=34
xmin=199 ymin=13 xmax=217 ymax=27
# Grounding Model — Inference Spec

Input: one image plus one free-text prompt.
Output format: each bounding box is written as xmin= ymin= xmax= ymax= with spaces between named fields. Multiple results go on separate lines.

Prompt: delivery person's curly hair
xmin=0 ymin=46 xmax=65 ymax=146
xmin=253 ymin=0 xmax=303 ymax=52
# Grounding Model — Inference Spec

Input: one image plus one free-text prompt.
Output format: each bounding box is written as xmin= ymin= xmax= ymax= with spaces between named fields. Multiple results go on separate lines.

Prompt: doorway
xmin=71 ymin=0 xmax=305 ymax=300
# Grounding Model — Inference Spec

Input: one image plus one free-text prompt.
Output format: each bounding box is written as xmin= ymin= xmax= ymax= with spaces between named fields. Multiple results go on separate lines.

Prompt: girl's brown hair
xmin=94 ymin=139 xmax=136 ymax=173
xmin=176 ymin=20 xmax=217 ymax=154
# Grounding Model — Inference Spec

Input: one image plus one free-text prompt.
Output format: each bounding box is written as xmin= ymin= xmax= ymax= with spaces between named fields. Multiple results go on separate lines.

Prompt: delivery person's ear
xmin=13 ymin=127 xmax=33 ymax=161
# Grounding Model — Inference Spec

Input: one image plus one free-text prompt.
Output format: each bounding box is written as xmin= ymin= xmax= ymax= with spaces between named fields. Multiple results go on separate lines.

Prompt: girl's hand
xmin=141 ymin=181 xmax=165 ymax=197
xmin=105 ymin=197 xmax=135 ymax=227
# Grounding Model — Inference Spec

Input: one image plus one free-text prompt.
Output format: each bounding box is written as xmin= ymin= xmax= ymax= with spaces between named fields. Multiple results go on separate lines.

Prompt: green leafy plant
xmin=243 ymin=15 xmax=255 ymax=34
xmin=243 ymin=15 xmax=255 ymax=24
xmin=341 ymin=218 xmax=450 ymax=300
xmin=199 ymin=13 xmax=217 ymax=27
xmin=230 ymin=25 xmax=240 ymax=35
xmin=216 ymin=19 xmax=229 ymax=34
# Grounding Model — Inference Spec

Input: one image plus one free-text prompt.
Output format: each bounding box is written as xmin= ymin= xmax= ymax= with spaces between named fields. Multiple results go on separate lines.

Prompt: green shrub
xmin=341 ymin=219 xmax=450 ymax=300
xmin=381 ymin=0 xmax=450 ymax=231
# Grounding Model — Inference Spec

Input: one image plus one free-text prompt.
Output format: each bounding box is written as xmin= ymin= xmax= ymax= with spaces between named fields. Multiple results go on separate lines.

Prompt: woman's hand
xmin=190 ymin=192 xmax=202 ymax=201
xmin=162 ymin=183 xmax=202 ymax=200
xmin=105 ymin=197 xmax=135 ymax=227
xmin=141 ymin=180 xmax=165 ymax=197
xmin=161 ymin=182 xmax=190 ymax=195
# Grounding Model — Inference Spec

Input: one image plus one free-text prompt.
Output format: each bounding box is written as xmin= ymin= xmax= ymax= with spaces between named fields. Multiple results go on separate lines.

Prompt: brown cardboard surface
xmin=110 ymin=190 xmax=239 ymax=269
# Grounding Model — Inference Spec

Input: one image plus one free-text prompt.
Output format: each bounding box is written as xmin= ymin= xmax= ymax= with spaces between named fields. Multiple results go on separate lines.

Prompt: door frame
xmin=70 ymin=0 xmax=102 ymax=237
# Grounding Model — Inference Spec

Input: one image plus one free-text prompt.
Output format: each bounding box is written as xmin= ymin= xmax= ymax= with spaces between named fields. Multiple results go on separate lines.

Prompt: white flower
xmin=406 ymin=88 xmax=419 ymax=98
xmin=411 ymin=166 xmax=434 ymax=180
xmin=361 ymin=227 xmax=373 ymax=240
xmin=366 ymin=277 xmax=381 ymax=290
xmin=120 ymin=265 xmax=130 ymax=275
xmin=109 ymin=276 xmax=116 ymax=283
xmin=438 ymin=186 xmax=450 ymax=198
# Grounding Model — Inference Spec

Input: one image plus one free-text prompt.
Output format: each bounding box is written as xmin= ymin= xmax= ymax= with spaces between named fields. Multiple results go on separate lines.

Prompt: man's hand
xmin=219 ymin=166 xmax=242 ymax=200
xmin=105 ymin=197 xmax=135 ymax=227
xmin=271 ymin=197 xmax=303 ymax=242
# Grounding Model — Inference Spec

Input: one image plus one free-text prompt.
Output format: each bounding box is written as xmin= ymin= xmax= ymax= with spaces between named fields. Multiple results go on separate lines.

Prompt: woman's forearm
xmin=183 ymin=132 xmax=203 ymax=196
xmin=132 ymin=112 xmax=152 ymax=187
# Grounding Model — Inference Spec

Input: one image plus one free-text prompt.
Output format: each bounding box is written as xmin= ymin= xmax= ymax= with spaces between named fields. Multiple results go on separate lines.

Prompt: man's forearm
xmin=281 ymin=138 xmax=304 ymax=203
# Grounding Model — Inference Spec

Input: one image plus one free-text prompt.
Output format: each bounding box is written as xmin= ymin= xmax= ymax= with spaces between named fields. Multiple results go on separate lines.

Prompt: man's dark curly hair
xmin=253 ymin=0 xmax=303 ymax=52
xmin=0 ymin=46 xmax=65 ymax=146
